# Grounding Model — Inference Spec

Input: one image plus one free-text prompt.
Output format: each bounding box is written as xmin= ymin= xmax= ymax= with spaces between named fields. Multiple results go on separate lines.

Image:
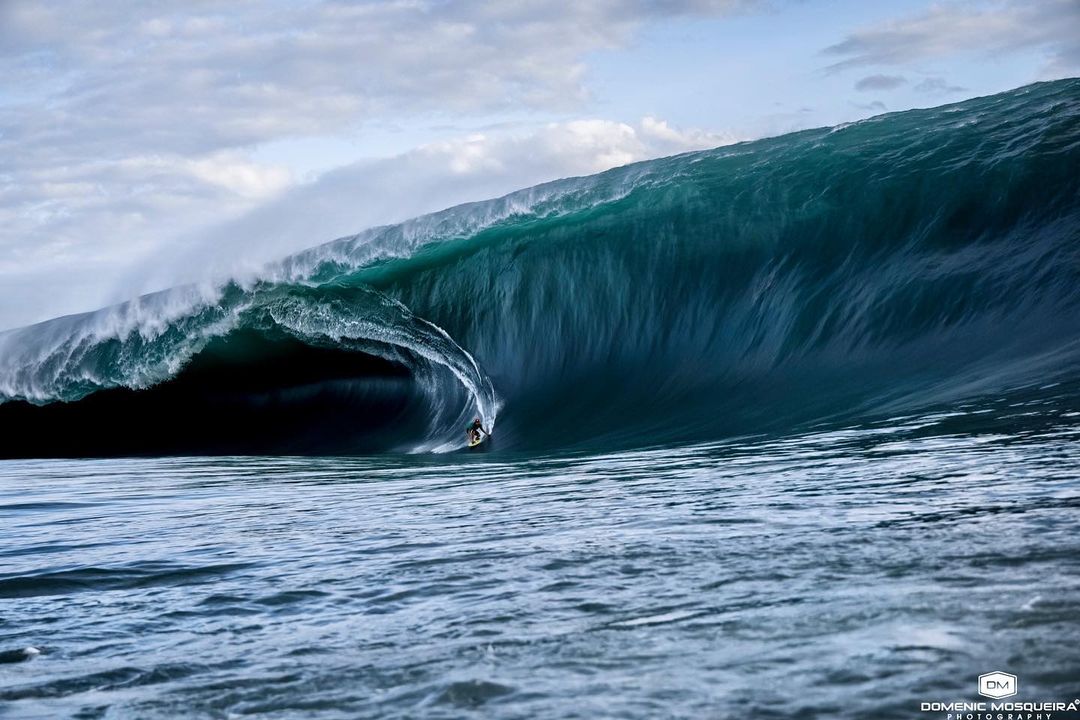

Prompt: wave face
xmin=2 ymin=79 xmax=1079 ymax=456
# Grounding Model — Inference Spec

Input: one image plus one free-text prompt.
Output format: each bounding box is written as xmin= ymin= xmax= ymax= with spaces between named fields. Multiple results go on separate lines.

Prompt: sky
xmin=1 ymin=0 xmax=1078 ymax=330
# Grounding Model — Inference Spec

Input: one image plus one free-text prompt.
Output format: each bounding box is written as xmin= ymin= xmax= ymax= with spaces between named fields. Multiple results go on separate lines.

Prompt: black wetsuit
xmin=467 ymin=421 xmax=485 ymax=442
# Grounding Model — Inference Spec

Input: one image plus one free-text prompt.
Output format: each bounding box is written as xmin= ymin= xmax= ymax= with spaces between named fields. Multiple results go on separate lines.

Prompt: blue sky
xmin=0 ymin=0 xmax=1077 ymax=329
xmin=587 ymin=0 xmax=1041 ymax=133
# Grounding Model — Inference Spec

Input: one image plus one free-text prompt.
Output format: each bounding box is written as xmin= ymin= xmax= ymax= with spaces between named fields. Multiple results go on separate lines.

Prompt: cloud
xmin=854 ymin=74 xmax=907 ymax=92
xmin=0 ymin=149 xmax=293 ymax=290
xmin=914 ymin=77 xmax=968 ymax=94
xmin=822 ymin=0 xmax=1080 ymax=75
xmin=0 ymin=0 xmax=757 ymax=156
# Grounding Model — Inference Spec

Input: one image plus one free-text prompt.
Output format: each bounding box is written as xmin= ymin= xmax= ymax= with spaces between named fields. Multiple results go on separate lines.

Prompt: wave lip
xmin=2 ymin=78 xmax=1079 ymax=456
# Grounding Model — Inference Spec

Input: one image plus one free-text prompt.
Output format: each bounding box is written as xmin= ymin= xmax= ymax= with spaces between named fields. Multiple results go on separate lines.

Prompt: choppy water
xmin=4 ymin=394 xmax=1079 ymax=718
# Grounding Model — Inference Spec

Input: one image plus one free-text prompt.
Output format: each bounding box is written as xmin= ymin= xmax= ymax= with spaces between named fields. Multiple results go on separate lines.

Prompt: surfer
xmin=467 ymin=418 xmax=489 ymax=445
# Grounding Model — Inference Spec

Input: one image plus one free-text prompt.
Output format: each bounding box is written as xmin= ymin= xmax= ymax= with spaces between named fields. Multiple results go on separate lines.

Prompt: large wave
xmin=2 ymin=78 xmax=1079 ymax=456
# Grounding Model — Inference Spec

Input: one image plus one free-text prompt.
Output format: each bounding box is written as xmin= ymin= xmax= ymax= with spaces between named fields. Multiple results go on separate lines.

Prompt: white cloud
xmin=0 ymin=0 xmax=756 ymax=156
xmin=184 ymin=154 xmax=292 ymax=200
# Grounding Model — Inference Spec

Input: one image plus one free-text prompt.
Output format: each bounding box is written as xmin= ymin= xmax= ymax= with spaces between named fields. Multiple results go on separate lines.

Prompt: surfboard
xmin=467 ymin=434 xmax=485 ymax=448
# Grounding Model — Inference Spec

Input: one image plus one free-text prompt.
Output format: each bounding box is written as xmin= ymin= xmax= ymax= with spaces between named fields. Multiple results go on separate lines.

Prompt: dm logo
xmin=978 ymin=671 xmax=1018 ymax=699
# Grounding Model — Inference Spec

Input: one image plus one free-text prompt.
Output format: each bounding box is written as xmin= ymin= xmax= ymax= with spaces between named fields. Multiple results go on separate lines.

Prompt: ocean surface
xmin=2 ymin=79 xmax=1080 ymax=717
xmin=3 ymin=396 xmax=1080 ymax=718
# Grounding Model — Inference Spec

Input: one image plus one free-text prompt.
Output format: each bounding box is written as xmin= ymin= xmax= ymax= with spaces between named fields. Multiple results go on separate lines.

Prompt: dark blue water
xmin=4 ymin=388 xmax=1080 ymax=718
